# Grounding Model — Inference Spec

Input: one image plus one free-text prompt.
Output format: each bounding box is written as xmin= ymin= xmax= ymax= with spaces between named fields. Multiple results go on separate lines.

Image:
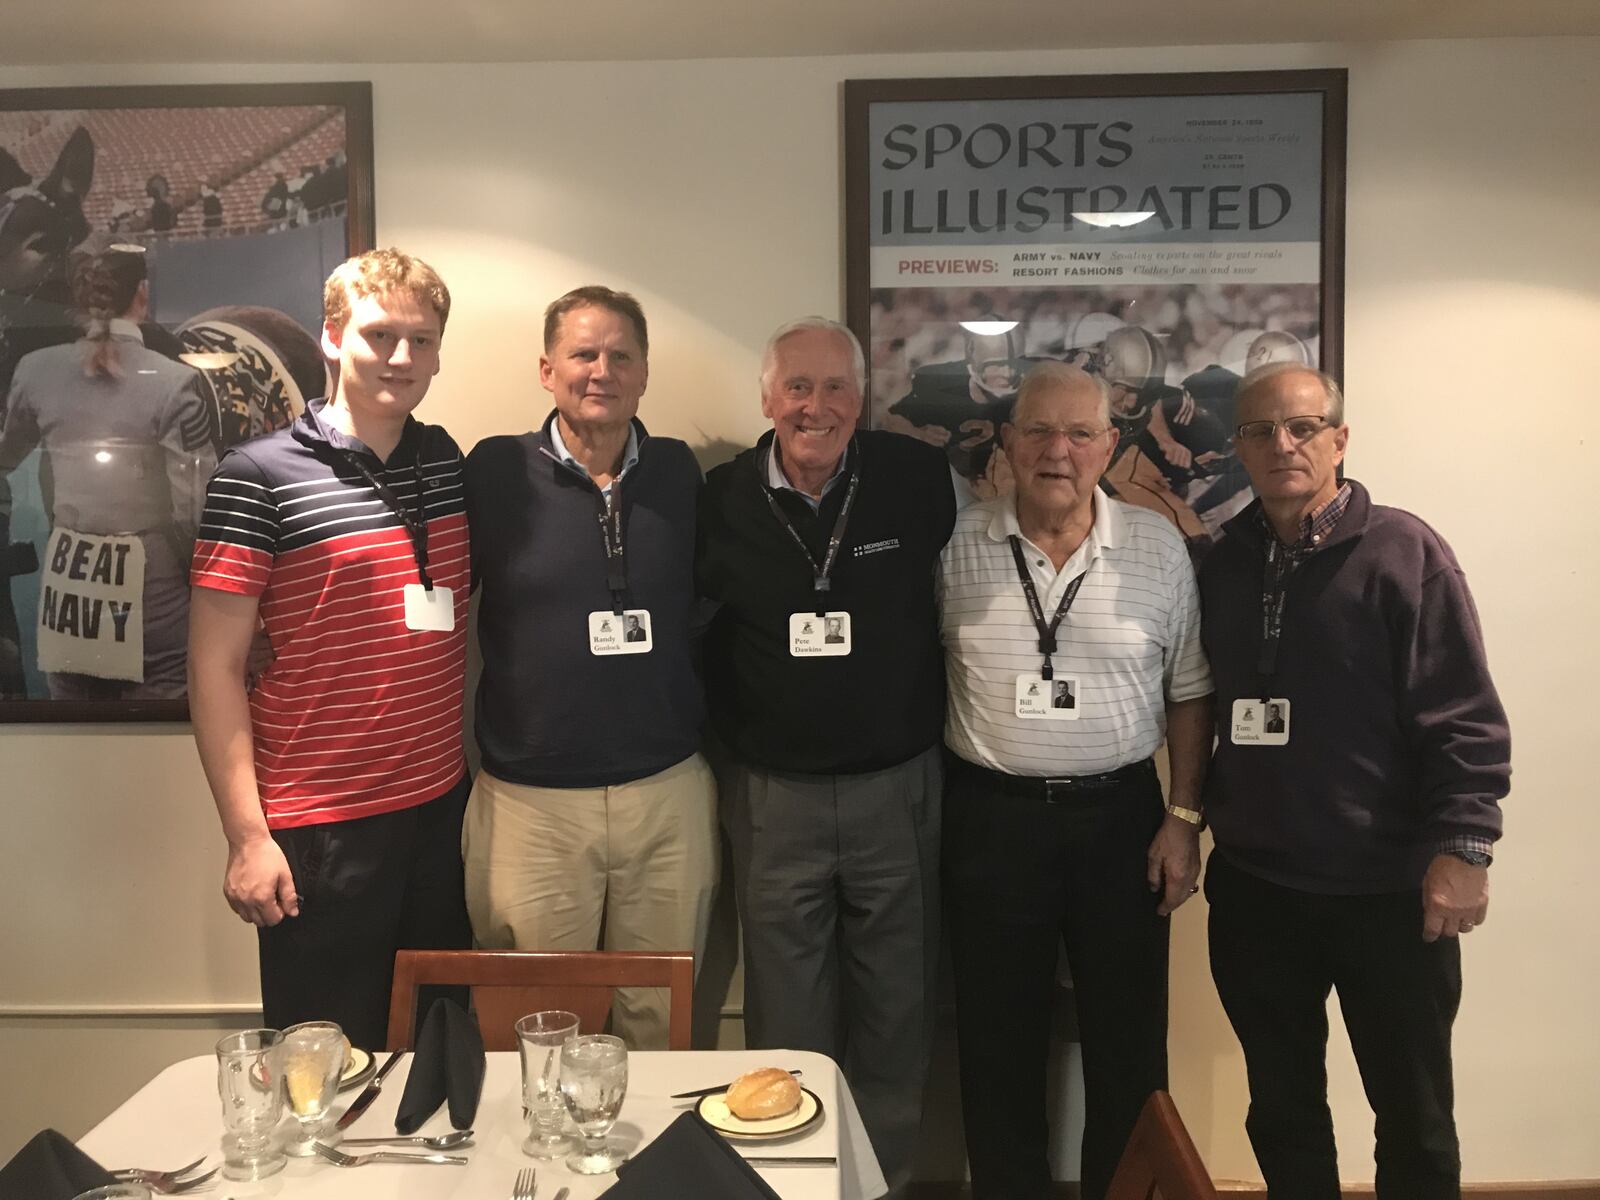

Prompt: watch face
xmin=1451 ymin=850 xmax=1492 ymax=867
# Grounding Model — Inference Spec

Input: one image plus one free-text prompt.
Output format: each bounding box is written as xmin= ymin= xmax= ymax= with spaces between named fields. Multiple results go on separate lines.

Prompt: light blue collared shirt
xmin=765 ymin=440 xmax=849 ymax=512
xmin=550 ymin=418 xmax=640 ymax=497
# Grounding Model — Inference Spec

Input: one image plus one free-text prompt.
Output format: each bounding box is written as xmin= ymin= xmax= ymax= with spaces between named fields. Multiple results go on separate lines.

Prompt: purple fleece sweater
xmin=1198 ymin=480 xmax=1509 ymax=894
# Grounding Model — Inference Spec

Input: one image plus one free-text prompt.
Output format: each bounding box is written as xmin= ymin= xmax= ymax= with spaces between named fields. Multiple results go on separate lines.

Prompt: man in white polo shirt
xmin=939 ymin=360 xmax=1213 ymax=1200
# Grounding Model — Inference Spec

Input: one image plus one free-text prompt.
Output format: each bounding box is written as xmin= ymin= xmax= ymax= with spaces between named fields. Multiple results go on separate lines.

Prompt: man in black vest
xmin=462 ymin=286 xmax=716 ymax=1054
xmin=699 ymin=317 xmax=958 ymax=1187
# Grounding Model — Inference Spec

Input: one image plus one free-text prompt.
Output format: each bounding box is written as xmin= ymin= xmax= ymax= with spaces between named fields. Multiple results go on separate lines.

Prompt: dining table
xmin=78 ymin=1047 xmax=887 ymax=1199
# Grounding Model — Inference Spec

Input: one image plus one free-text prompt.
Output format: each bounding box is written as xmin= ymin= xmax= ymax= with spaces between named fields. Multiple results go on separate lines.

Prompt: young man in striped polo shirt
xmin=938 ymin=360 xmax=1213 ymax=1200
xmin=188 ymin=249 xmax=471 ymax=1049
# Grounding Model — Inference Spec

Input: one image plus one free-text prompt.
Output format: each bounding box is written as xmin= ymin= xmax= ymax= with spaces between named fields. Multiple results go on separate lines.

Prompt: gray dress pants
xmin=721 ymin=745 xmax=942 ymax=1187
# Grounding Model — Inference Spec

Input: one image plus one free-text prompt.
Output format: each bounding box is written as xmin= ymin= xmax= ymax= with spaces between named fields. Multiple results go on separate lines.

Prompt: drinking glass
xmin=275 ymin=1020 xmax=347 ymax=1157
xmin=559 ymin=1033 xmax=629 ymax=1174
xmin=516 ymin=1010 xmax=580 ymax=1158
xmin=215 ymin=1027 xmax=286 ymax=1181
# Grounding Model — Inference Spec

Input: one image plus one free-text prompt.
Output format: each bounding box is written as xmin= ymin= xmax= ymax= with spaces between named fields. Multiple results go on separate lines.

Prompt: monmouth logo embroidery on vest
xmin=853 ymin=537 xmax=901 ymax=558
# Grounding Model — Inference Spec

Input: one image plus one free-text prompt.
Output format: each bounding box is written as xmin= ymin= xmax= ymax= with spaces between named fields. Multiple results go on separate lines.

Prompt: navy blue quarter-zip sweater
xmin=465 ymin=413 xmax=703 ymax=787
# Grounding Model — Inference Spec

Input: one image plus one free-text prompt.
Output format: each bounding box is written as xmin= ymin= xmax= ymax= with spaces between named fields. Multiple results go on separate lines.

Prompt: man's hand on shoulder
xmin=225 ymin=836 xmax=300 ymax=927
xmin=1422 ymin=853 xmax=1489 ymax=942
xmin=1147 ymin=813 xmax=1202 ymax=916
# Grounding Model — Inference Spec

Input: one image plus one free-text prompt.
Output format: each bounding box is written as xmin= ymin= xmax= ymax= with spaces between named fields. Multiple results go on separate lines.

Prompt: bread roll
xmin=725 ymin=1067 xmax=801 ymax=1119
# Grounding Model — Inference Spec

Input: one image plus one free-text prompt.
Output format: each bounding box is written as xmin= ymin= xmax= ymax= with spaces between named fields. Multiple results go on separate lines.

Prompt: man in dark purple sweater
xmin=1197 ymin=363 xmax=1509 ymax=1200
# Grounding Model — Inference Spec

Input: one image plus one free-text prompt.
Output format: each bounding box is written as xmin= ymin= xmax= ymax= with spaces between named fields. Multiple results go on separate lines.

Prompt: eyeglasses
xmin=1017 ymin=423 xmax=1110 ymax=448
xmin=1234 ymin=415 xmax=1333 ymax=444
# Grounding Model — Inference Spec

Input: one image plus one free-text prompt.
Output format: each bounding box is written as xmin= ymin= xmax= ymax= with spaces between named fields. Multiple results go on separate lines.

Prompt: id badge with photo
xmin=403 ymin=583 xmax=456 ymax=632
xmin=1015 ymin=674 xmax=1081 ymax=720
xmin=589 ymin=609 xmax=653 ymax=655
xmin=1232 ymin=697 xmax=1290 ymax=745
xmin=789 ymin=611 xmax=851 ymax=657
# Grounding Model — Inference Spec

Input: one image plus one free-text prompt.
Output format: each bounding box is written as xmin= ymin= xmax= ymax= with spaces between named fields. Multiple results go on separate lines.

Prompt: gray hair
xmin=759 ymin=317 xmax=867 ymax=395
xmin=1013 ymin=360 xmax=1112 ymax=426
xmin=1237 ymin=362 xmax=1345 ymax=427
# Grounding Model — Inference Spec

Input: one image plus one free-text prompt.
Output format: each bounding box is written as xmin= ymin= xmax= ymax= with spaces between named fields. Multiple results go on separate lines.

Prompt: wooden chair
xmin=385 ymin=949 xmax=694 ymax=1052
xmin=1104 ymin=1090 xmax=1220 ymax=1200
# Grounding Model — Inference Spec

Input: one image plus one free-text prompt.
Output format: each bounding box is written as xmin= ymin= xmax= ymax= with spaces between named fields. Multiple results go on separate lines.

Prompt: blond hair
xmin=323 ymin=247 xmax=451 ymax=335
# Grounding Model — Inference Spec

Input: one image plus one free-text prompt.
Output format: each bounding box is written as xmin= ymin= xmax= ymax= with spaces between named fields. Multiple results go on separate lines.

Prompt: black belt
xmin=955 ymin=755 xmax=1154 ymax=803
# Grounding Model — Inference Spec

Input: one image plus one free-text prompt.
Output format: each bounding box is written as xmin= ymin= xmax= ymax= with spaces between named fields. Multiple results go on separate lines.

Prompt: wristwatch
xmin=1165 ymin=804 xmax=1204 ymax=829
xmin=1449 ymin=849 xmax=1492 ymax=867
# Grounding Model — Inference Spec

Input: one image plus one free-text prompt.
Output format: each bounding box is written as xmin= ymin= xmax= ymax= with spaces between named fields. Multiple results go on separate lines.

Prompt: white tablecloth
xmin=79 ymin=1049 xmax=886 ymax=1199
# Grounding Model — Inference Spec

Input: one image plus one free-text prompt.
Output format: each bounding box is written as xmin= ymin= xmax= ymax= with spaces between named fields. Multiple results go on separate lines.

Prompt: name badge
xmin=789 ymin=611 xmax=851 ymax=657
xmin=403 ymin=583 xmax=456 ymax=632
xmin=1015 ymin=674 xmax=1080 ymax=720
xmin=589 ymin=609 xmax=653 ymax=655
xmin=1232 ymin=697 xmax=1290 ymax=745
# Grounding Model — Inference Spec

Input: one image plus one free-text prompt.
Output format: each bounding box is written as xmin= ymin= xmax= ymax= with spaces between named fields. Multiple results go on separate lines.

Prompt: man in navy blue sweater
xmin=1198 ymin=363 xmax=1509 ymax=1199
xmin=462 ymin=286 xmax=716 ymax=1054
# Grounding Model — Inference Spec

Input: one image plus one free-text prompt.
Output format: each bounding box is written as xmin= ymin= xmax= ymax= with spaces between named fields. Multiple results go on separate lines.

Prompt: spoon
xmin=337 ymin=1130 xmax=475 ymax=1150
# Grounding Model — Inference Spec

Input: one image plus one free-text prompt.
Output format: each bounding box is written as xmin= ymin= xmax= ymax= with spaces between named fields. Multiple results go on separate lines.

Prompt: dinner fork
xmin=114 ymin=1166 xmax=220 ymax=1195
xmin=147 ymin=1166 xmax=220 ymax=1195
xmin=311 ymin=1141 xmax=468 ymax=1167
xmin=512 ymin=1166 xmax=537 ymax=1199
xmin=110 ymin=1155 xmax=208 ymax=1189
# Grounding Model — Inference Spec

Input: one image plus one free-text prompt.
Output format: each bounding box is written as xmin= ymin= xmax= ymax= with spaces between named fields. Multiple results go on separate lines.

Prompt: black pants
xmin=258 ymin=774 xmax=473 ymax=1050
xmin=945 ymin=758 xmax=1169 ymax=1200
xmin=1206 ymin=850 xmax=1463 ymax=1200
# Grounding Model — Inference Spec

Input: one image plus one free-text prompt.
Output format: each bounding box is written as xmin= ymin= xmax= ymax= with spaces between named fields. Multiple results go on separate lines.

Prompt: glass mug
xmin=215 ymin=1027 xmax=286 ymax=1181
xmin=516 ymin=1010 xmax=580 ymax=1158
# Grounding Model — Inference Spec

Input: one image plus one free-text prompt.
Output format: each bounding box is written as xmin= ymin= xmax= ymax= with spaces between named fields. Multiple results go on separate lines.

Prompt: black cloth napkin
xmin=0 ymin=1129 xmax=116 ymax=1200
xmin=393 ymin=996 xmax=484 ymax=1134
xmin=601 ymin=1111 xmax=784 ymax=1200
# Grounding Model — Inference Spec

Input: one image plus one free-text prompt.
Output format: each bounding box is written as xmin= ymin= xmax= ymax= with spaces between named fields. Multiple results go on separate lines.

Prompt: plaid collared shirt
xmin=1260 ymin=483 xmax=1493 ymax=865
xmin=1262 ymin=481 xmax=1353 ymax=567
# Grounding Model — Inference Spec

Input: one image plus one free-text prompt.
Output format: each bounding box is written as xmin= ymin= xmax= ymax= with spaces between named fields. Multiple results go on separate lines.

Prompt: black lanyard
xmin=1257 ymin=538 xmax=1294 ymax=696
xmin=342 ymin=449 xmax=433 ymax=591
xmin=1008 ymin=535 xmax=1085 ymax=681
xmin=762 ymin=450 xmax=860 ymax=617
xmin=596 ymin=482 xmax=629 ymax=616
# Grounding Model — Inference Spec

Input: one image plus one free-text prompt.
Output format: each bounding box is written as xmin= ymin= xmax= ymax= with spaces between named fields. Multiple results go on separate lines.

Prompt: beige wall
xmin=2 ymin=34 xmax=1597 ymax=1181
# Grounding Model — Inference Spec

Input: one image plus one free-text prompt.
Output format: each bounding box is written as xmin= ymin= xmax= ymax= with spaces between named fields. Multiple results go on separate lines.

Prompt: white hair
xmin=759 ymin=317 xmax=867 ymax=396
xmin=1013 ymin=360 xmax=1112 ymax=426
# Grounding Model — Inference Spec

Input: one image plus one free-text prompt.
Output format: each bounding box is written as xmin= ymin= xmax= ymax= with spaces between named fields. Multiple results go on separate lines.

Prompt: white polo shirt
xmin=939 ymin=492 xmax=1212 ymax=777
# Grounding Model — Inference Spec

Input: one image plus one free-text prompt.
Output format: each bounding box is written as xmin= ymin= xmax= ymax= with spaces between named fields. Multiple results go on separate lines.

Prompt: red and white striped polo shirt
xmin=191 ymin=403 xmax=469 ymax=829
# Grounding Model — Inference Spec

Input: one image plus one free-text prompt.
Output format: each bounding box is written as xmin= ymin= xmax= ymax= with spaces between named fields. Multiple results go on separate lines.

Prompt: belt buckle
xmin=1043 ymin=777 xmax=1074 ymax=803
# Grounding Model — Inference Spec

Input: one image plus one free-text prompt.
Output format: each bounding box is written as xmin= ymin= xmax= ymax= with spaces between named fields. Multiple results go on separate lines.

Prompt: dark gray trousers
xmin=720 ymin=746 xmax=942 ymax=1187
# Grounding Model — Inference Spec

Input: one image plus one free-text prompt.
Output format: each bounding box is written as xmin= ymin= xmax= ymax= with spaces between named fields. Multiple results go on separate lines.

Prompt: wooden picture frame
xmin=0 ymin=81 xmax=374 ymax=722
xmin=845 ymin=69 xmax=1346 ymax=545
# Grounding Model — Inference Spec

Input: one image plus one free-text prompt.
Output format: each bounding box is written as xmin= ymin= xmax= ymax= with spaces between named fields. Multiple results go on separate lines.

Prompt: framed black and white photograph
xmin=845 ymin=70 xmax=1346 ymax=551
xmin=0 ymin=81 xmax=374 ymax=722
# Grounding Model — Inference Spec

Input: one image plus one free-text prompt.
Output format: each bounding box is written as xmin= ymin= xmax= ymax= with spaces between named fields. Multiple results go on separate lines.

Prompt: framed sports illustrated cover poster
xmin=844 ymin=69 xmax=1346 ymax=549
xmin=0 ymin=81 xmax=374 ymax=722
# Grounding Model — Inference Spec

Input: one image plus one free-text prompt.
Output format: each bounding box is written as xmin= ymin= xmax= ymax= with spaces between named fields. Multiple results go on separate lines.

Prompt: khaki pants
xmin=462 ymin=753 xmax=718 ymax=1049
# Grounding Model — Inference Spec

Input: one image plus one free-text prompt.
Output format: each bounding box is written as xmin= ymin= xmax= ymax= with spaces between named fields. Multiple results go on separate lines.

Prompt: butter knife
xmin=335 ymin=1051 xmax=405 ymax=1129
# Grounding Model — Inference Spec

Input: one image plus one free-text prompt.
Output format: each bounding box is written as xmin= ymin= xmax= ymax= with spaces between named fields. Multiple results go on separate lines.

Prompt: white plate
xmin=696 ymin=1087 xmax=824 ymax=1139
xmin=339 ymin=1046 xmax=375 ymax=1092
